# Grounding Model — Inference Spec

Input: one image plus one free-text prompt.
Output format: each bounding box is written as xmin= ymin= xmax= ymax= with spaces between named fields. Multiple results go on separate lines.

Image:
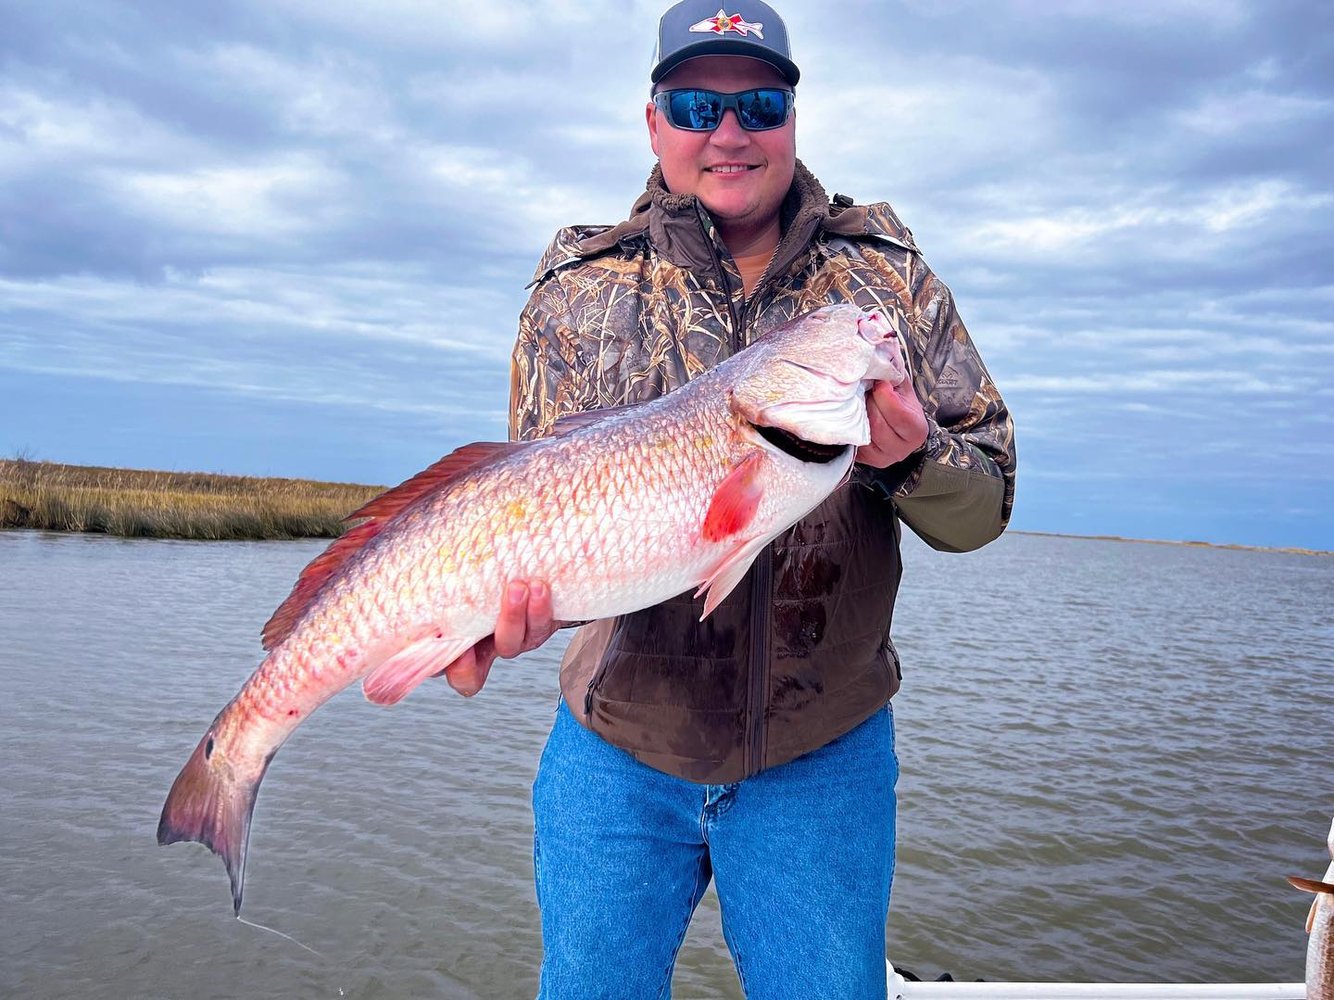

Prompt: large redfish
xmin=157 ymin=303 xmax=908 ymax=913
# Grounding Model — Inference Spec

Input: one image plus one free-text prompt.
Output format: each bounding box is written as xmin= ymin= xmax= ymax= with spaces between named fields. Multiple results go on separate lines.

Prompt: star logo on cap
xmin=688 ymin=9 xmax=765 ymax=38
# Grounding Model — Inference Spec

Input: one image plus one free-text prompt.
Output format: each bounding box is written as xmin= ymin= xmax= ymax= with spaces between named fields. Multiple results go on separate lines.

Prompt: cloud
xmin=1 ymin=0 xmax=1331 ymax=548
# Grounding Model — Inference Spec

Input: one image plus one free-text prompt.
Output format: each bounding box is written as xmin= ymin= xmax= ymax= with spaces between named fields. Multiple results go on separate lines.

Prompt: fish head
xmin=729 ymin=303 xmax=909 ymax=447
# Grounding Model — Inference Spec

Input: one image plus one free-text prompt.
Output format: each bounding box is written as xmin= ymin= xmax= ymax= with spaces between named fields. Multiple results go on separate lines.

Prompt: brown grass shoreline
xmin=3 ymin=460 xmax=1328 ymax=555
xmin=0 ymin=459 xmax=384 ymax=540
xmin=1010 ymin=530 xmax=1331 ymax=558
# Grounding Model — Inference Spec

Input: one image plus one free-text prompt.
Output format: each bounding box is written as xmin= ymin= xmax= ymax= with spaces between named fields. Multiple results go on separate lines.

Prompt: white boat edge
xmin=887 ymin=960 xmax=1305 ymax=999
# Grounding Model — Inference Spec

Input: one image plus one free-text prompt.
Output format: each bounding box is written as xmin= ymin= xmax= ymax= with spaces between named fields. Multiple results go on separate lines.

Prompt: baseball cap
xmin=651 ymin=1 xmax=799 ymax=87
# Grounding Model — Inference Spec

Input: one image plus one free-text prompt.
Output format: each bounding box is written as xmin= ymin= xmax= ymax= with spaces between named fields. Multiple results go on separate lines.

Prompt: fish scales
xmin=157 ymin=303 xmax=909 ymax=913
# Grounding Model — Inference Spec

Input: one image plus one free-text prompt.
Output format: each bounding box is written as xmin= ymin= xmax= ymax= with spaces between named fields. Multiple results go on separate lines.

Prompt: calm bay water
xmin=1 ymin=528 xmax=1331 ymax=998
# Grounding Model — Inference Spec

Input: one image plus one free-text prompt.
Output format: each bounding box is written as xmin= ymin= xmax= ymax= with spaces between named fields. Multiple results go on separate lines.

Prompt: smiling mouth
xmin=705 ymin=164 xmax=759 ymax=173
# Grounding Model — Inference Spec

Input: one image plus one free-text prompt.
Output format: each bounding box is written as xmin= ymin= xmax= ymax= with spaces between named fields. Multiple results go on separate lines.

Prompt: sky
xmin=1 ymin=0 xmax=1331 ymax=550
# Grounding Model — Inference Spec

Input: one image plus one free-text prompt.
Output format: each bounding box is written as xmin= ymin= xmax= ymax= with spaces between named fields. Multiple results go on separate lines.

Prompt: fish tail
xmin=157 ymin=728 xmax=271 ymax=914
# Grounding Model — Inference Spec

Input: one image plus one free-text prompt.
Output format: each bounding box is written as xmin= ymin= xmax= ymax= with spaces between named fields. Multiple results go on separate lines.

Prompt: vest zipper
xmin=698 ymin=205 xmax=776 ymax=777
xmin=735 ymin=252 xmax=774 ymax=778
xmin=746 ymin=548 xmax=773 ymax=775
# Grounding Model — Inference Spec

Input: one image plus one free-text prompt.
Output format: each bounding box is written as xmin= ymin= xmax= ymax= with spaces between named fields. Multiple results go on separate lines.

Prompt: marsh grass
xmin=0 ymin=459 xmax=384 ymax=540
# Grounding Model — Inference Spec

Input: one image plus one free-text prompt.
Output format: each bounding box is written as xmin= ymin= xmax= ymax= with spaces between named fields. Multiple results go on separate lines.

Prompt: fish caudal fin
xmin=157 ymin=730 xmax=270 ymax=914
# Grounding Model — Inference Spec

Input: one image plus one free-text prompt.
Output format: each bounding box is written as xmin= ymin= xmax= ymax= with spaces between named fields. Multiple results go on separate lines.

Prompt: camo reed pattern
xmin=508 ymin=161 xmax=1017 ymax=780
xmin=511 ymin=162 xmax=1014 ymax=524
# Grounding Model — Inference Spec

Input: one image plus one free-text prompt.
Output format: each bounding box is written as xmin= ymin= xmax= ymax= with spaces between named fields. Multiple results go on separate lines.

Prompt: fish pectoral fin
xmin=694 ymin=535 xmax=769 ymax=620
xmin=363 ymin=633 xmax=477 ymax=706
xmin=701 ymin=450 xmax=765 ymax=542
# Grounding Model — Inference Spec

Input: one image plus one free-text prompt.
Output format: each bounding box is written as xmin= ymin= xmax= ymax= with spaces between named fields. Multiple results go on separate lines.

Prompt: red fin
xmin=701 ymin=451 xmax=765 ymax=543
xmin=363 ymin=634 xmax=476 ymax=706
xmin=260 ymin=441 xmax=526 ymax=650
xmin=347 ymin=441 xmax=525 ymax=522
xmin=157 ymin=726 xmax=271 ymax=915
xmin=694 ymin=535 xmax=768 ymax=619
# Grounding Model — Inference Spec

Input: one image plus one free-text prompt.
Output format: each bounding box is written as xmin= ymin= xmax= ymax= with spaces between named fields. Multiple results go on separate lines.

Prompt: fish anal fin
xmin=261 ymin=441 xmax=527 ymax=651
xmin=701 ymin=450 xmax=765 ymax=543
xmin=694 ymin=535 xmax=769 ymax=620
xmin=362 ymin=633 xmax=476 ymax=706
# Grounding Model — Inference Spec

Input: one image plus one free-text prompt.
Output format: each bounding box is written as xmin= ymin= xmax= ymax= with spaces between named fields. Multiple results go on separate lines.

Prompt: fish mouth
xmin=750 ymin=421 xmax=852 ymax=464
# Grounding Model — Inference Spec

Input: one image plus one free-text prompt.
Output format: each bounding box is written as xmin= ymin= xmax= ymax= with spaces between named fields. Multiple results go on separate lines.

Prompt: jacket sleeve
xmin=879 ymin=266 xmax=1017 ymax=553
xmin=509 ymin=273 xmax=599 ymax=443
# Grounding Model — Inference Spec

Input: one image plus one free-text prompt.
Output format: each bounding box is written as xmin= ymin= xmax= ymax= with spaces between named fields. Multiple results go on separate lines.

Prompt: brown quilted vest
xmin=511 ymin=162 xmax=1014 ymax=783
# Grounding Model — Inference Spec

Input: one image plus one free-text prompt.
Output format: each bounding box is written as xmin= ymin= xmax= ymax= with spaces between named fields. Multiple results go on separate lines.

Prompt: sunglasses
xmin=652 ymin=88 xmax=794 ymax=132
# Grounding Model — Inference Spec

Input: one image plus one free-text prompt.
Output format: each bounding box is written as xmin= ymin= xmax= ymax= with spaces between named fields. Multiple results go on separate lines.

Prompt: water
xmin=1 ymin=529 xmax=1330 ymax=997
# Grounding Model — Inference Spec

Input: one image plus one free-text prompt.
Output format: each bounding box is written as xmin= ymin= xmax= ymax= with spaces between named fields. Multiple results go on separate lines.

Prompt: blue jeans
xmin=532 ymin=699 xmax=898 ymax=999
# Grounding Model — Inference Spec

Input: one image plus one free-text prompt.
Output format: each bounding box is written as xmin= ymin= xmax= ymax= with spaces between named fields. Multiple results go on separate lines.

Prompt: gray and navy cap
xmin=651 ymin=1 xmax=799 ymax=87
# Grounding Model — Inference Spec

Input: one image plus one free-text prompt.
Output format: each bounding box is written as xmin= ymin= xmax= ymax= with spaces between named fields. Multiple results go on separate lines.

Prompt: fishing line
xmin=236 ymin=914 xmax=325 ymax=957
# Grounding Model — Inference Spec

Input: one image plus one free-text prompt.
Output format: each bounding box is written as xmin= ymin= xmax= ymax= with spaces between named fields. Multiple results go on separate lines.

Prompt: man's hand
xmin=855 ymin=377 xmax=929 ymax=469
xmin=440 ymin=579 xmax=557 ymax=698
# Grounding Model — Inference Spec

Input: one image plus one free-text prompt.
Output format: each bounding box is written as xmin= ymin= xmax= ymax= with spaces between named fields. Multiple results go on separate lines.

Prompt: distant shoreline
xmin=2 ymin=459 xmax=1328 ymax=554
xmin=1011 ymin=530 xmax=1332 ymax=558
xmin=0 ymin=459 xmax=382 ymax=541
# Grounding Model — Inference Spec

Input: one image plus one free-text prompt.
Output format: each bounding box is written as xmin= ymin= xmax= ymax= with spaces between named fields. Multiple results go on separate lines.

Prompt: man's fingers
xmin=492 ymin=580 xmax=531 ymax=659
xmin=435 ymin=577 xmax=556 ymax=699
xmin=526 ymin=579 xmax=555 ymax=645
xmin=858 ymin=379 xmax=928 ymax=468
xmin=872 ymin=377 xmax=920 ymax=420
xmin=444 ymin=643 xmax=496 ymax=698
xmin=493 ymin=578 xmax=556 ymax=659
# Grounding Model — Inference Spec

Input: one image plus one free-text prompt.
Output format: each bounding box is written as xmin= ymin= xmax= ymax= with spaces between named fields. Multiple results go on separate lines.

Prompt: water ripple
xmin=1 ymin=529 xmax=1330 ymax=994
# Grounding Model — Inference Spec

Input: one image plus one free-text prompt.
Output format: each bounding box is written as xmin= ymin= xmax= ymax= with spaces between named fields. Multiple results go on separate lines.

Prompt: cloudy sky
xmin=2 ymin=0 xmax=1331 ymax=549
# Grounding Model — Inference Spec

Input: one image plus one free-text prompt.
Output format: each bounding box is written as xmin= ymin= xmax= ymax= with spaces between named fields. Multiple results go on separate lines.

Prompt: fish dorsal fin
xmin=347 ymin=442 xmax=525 ymax=521
xmin=260 ymin=441 xmax=526 ymax=651
xmin=260 ymin=518 xmax=384 ymax=650
xmin=550 ymin=403 xmax=642 ymax=438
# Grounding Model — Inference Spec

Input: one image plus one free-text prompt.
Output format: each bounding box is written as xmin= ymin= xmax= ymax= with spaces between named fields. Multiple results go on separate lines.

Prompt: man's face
xmin=647 ymin=56 xmax=796 ymax=235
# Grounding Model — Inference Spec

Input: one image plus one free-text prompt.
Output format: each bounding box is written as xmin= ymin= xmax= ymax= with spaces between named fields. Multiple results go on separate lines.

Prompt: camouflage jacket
xmin=511 ymin=160 xmax=1016 ymax=783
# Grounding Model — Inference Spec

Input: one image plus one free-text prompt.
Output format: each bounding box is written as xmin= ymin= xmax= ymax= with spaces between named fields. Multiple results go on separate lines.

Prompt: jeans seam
xmin=721 ymin=916 xmax=751 ymax=997
xmin=658 ymin=854 xmax=709 ymax=1000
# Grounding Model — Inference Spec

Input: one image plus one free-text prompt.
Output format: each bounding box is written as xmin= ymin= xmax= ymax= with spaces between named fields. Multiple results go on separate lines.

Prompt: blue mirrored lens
xmin=736 ymin=90 xmax=788 ymax=129
xmin=667 ymin=90 xmax=721 ymax=130
xmin=658 ymin=89 xmax=791 ymax=131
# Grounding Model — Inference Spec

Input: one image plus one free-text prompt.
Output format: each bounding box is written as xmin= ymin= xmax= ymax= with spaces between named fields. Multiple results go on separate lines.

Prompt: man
xmin=444 ymin=2 xmax=1016 ymax=996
